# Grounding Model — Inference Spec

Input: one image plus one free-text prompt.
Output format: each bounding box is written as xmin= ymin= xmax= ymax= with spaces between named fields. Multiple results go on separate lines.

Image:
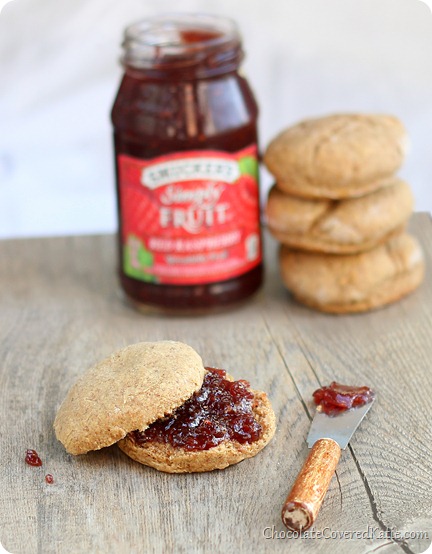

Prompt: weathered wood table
xmin=1 ymin=214 xmax=431 ymax=554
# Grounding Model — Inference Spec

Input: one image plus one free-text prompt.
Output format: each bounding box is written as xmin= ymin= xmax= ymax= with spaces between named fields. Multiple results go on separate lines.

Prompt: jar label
xmin=118 ymin=145 xmax=262 ymax=285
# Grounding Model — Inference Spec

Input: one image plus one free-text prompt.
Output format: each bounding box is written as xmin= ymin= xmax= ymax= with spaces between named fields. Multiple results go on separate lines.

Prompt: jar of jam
xmin=111 ymin=14 xmax=263 ymax=313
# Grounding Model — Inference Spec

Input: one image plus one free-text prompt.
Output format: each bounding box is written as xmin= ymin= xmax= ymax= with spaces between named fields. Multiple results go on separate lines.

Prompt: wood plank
xmin=259 ymin=213 xmax=432 ymax=553
xmin=0 ymin=214 xmax=431 ymax=554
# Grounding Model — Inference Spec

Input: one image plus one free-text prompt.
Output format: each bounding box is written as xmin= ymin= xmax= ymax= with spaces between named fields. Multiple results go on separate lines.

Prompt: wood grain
xmin=0 ymin=214 xmax=431 ymax=554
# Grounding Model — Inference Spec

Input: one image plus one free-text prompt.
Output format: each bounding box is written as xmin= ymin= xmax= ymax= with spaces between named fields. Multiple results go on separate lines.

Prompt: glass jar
xmin=111 ymin=14 xmax=263 ymax=313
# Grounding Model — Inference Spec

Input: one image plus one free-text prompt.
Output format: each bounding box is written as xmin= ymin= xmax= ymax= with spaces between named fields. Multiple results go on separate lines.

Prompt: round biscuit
xmin=264 ymin=114 xmax=407 ymax=199
xmin=54 ymin=341 xmax=206 ymax=455
xmin=266 ymin=180 xmax=413 ymax=253
xmin=279 ymin=234 xmax=424 ymax=313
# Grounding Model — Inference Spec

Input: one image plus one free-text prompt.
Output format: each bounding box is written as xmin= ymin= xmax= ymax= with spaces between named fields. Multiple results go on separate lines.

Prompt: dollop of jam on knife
xmin=313 ymin=382 xmax=375 ymax=416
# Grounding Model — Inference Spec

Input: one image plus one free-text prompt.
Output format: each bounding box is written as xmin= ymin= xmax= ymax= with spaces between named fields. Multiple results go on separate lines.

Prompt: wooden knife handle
xmin=281 ymin=438 xmax=341 ymax=532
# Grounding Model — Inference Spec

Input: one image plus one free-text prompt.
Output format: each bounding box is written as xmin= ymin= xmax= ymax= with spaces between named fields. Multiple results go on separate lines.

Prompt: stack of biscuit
xmin=264 ymin=114 xmax=425 ymax=313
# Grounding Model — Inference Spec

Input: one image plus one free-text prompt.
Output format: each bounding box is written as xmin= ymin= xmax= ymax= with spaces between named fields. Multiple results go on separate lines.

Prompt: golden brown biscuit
xmin=118 ymin=388 xmax=276 ymax=473
xmin=266 ymin=180 xmax=413 ymax=253
xmin=54 ymin=341 xmax=206 ymax=455
xmin=54 ymin=343 xmax=276 ymax=473
xmin=279 ymin=234 xmax=424 ymax=313
xmin=264 ymin=114 xmax=407 ymax=199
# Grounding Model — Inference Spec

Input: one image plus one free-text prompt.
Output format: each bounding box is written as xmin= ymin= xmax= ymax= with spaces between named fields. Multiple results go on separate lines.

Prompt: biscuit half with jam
xmin=54 ymin=341 xmax=276 ymax=473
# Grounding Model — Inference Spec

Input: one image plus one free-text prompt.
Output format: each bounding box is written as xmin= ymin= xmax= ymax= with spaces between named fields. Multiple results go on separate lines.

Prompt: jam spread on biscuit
xmin=45 ymin=474 xmax=54 ymax=484
xmin=313 ymin=381 xmax=375 ymax=416
xmin=25 ymin=449 xmax=42 ymax=466
xmin=132 ymin=368 xmax=262 ymax=451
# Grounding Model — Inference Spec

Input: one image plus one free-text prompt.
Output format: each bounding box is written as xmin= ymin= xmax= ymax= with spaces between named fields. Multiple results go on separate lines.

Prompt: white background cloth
xmin=0 ymin=0 xmax=431 ymax=238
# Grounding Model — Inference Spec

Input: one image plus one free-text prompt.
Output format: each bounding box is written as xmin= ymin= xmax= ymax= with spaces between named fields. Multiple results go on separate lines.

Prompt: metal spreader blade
xmin=307 ymin=398 xmax=375 ymax=450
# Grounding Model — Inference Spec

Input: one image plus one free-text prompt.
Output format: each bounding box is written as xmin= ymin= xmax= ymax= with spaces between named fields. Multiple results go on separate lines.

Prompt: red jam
xmin=131 ymin=367 xmax=262 ymax=451
xmin=111 ymin=14 xmax=262 ymax=312
xmin=25 ymin=449 xmax=42 ymax=466
xmin=180 ymin=29 xmax=221 ymax=43
xmin=313 ymin=382 xmax=375 ymax=416
xmin=45 ymin=474 xmax=54 ymax=484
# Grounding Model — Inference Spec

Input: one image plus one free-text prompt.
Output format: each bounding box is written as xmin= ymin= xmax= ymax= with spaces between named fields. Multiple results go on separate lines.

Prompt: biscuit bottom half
xmin=118 ymin=370 xmax=275 ymax=473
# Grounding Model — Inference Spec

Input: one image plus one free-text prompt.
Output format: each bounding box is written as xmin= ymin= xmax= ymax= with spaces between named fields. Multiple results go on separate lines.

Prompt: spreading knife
xmin=281 ymin=396 xmax=375 ymax=532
